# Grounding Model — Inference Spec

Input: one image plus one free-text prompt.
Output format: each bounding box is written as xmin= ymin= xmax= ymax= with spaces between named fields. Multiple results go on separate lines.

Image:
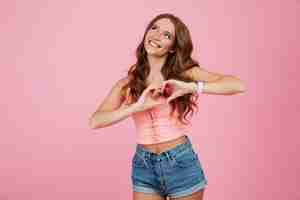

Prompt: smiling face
xmin=143 ymin=18 xmax=176 ymax=57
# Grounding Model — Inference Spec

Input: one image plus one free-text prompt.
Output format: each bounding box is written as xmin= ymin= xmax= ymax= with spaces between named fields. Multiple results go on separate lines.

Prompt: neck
xmin=147 ymin=54 xmax=167 ymax=73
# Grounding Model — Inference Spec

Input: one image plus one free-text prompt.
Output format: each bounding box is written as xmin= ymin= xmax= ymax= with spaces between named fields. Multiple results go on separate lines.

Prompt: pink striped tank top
xmin=131 ymin=103 xmax=192 ymax=144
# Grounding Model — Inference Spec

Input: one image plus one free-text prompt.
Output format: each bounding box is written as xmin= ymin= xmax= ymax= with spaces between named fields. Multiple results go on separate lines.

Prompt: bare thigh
xmin=133 ymin=191 xmax=166 ymax=200
xmin=169 ymin=188 xmax=205 ymax=200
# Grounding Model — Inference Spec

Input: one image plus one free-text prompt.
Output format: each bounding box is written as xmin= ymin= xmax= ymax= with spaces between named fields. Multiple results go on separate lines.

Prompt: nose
xmin=152 ymin=29 xmax=164 ymax=40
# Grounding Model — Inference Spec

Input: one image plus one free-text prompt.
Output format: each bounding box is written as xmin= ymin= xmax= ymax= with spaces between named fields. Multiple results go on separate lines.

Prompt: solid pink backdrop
xmin=1 ymin=0 xmax=299 ymax=199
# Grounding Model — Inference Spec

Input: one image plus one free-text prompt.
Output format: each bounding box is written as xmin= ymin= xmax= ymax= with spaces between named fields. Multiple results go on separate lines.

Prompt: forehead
xmin=153 ymin=18 xmax=175 ymax=35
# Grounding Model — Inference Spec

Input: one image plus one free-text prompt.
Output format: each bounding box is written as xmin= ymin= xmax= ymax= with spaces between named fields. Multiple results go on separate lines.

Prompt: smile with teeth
xmin=149 ymin=40 xmax=161 ymax=48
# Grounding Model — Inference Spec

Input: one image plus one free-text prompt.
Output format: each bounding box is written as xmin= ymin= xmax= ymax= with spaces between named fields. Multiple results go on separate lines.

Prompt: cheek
xmin=163 ymin=40 xmax=174 ymax=50
xmin=145 ymin=31 xmax=153 ymax=40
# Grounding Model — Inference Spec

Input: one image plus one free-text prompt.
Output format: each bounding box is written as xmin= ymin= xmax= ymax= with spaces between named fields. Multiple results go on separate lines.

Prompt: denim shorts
xmin=131 ymin=135 xmax=208 ymax=198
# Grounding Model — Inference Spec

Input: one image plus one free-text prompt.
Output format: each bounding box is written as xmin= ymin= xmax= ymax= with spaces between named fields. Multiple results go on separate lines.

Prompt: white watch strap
xmin=197 ymin=81 xmax=205 ymax=93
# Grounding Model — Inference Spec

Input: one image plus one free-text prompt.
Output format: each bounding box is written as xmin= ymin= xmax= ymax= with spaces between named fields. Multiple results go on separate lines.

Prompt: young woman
xmin=89 ymin=13 xmax=245 ymax=200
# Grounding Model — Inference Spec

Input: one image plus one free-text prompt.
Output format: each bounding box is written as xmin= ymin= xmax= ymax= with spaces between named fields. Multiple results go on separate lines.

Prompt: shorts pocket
xmin=173 ymin=149 xmax=199 ymax=168
xmin=132 ymin=153 xmax=148 ymax=168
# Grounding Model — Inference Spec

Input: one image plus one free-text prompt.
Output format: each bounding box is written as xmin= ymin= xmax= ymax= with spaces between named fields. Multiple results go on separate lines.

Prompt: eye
xmin=151 ymin=25 xmax=157 ymax=30
xmin=164 ymin=32 xmax=171 ymax=39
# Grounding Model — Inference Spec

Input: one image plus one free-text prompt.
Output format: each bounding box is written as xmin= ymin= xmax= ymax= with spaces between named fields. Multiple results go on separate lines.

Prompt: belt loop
xmin=142 ymin=152 xmax=149 ymax=169
xmin=165 ymin=151 xmax=175 ymax=162
xmin=166 ymin=151 xmax=176 ymax=167
xmin=143 ymin=157 xmax=149 ymax=168
xmin=145 ymin=152 xmax=149 ymax=160
xmin=165 ymin=152 xmax=170 ymax=160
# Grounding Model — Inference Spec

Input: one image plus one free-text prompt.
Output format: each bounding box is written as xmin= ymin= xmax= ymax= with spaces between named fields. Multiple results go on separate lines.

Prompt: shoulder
xmin=183 ymin=64 xmax=202 ymax=73
xmin=115 ymin=76 xmax=132 ymax=99
xmin=117 ymin=76 xmax=130 ymax=86
xmin=112 ymin=76 xmax=130 ymax=97
xmin=181 ymin=65 xmax=201 ymax=79
xmin=116 ymin=64 xmax=137 ymax=89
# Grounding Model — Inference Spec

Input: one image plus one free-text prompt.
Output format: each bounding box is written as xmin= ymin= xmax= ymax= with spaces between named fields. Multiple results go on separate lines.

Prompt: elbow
xmin=229 ymin=76 xmax=247 ymax=93
xmin=238 ymin=83 xmax=246 ymax=93
xmin=89 ymin=115 xmax=102 ymax=130
xmin=230 ymin=83 xmax=246 ymax=95
xmin=236 ymin=79 xmax=246 ymax=93
xmin=229 ymin=85 xmax=246 ymax=95
xmin=89 ymin=120 xmax=104 ymax=130
xmin=89 ymin=117 xmax=97 ymax=129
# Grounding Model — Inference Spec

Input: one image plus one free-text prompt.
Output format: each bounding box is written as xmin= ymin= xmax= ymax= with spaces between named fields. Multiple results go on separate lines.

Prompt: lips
xmin=148 ymin=39 xmax=161 ymax=48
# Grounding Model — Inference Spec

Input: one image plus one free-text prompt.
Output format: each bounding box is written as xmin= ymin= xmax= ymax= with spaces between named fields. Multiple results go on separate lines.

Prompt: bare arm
xmin=89 ymin=77 xmax=138 ymax=129
xmin=89 ymin=104 xmax=138 ymax=129
xmin=182 ymin=66 xmax=246 ymax=95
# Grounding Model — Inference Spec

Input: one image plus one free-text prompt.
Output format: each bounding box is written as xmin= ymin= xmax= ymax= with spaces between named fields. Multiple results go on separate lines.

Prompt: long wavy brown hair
xmin=121 ymin=13 xmax=201 ymax=125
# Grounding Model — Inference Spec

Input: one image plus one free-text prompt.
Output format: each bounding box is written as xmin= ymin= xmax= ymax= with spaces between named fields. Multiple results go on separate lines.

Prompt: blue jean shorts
xmin=131 ymin=135 xmax=208 ymax=198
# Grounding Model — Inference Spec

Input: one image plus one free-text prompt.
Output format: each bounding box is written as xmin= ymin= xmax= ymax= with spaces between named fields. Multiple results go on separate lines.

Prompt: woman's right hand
xmin=132 ymin=84 xmax=168 ymax=113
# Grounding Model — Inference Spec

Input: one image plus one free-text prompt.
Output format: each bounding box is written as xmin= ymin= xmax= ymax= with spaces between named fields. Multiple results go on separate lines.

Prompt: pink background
xmin=1 ymin=0 xmax=299 ymax=199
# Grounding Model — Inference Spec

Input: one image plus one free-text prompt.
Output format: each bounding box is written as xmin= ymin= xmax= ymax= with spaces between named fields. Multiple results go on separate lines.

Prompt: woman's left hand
xmin=160 ymin=79 xmax=197 ymax=103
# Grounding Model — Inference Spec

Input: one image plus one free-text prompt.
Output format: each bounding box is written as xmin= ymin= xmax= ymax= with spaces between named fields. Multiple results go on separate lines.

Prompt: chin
xmin=149 ymin=53 xmax=167 ymax=58
xmin=145 ymin=48 xmax=167 ymax=57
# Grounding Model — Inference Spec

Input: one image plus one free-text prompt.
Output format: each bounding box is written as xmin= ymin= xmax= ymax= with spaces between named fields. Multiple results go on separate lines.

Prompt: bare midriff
xmin=139 ymin=135 xmax=188 ymax=154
